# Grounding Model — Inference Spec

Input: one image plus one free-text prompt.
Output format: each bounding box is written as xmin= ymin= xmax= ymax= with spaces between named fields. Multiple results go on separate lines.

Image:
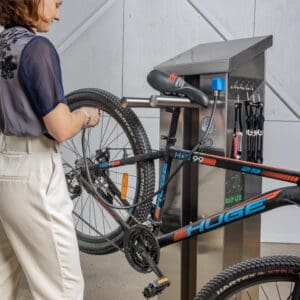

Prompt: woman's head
xmin=0 ymin=0 xmax=63 ymax=32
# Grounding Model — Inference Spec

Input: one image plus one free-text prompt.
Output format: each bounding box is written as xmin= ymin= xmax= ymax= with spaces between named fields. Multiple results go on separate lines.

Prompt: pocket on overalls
xmin=45 ymin=153 xmax=56 ymax=196
xmin=0 ymin=152 xmax=29 ymax=180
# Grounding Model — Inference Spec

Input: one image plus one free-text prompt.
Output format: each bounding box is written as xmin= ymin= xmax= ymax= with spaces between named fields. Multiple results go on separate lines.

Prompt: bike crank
xmin=123 ymin=225 xmax=171 ymax=298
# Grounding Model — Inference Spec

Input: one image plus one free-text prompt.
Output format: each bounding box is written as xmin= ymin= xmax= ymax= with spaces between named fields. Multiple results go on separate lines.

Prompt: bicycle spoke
xmin=98 ymin=113 xmax=105 ymax=149
xmin=74 ymin=194 xmax=115 ymax=237
xmin=260 ymin=285 xmax=269 ymax=300
xmin=105 ymin=129 xmax=127 ymax=148
xmin=101 ymin=205 xmax=106 ymax=235
xmin=288 ymin=282 xmax=293 ymax=299
xmin=110 ymin=142 xmax=130 ymax=161
xmin=246 ymin=290 xmax=251 ymax=299
xmin=289 ymin=281 xmax=299 ymax=300
xmin=75 ymin=194 xmax=89 ymax=229
xmin=95 ymin=201 xmax=113 ymax=232
xmin=73 ymin=192 xmax=82 ymax=212
xmin=64 ymin=140 xmax=81 ymax=158
xmin=100 ymin=115 xmax=112 ymax=149
xmin=70 ymin=138 xmax=82 ymax=157
xmin=92 ymin=198 xmax=98 ymax=233
xmin=84 ymin=128 xmax=92 ymax=158
xmin=110 ymin=170 xmax=137 ymax=178
xmin=101 ymin=121 xmax=119 ymax=147
xmin=276 ymin=282 xmax=282 ymax=300
xmin=62 ymin=158 xmax=74 ymax=169
xmin=88 ymin=193 xmax=91 ymax=236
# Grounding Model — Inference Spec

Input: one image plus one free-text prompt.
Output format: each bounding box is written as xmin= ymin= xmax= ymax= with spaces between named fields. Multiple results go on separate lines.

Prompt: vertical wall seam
xmin=253 ymin=0 xmax=257 ymax=36
xmin=121 ymin=0 xmax=125 ymax=96
xmin=186 ymin=0 xmax=299 ymax=119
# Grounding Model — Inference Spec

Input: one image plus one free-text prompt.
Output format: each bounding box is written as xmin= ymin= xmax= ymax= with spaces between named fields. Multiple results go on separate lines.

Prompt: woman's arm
xmin=43 ymin=103 xmax=99 ymax=142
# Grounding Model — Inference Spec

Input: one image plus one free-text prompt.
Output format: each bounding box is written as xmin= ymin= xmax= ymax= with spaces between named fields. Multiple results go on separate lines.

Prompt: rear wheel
xmin=195 ymin=256 xmax=300 ymax=300
xmin=63 ymin=89 xmax=155 ymax=254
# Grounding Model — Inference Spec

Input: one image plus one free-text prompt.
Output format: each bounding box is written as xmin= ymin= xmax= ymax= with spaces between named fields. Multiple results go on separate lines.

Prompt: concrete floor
xmin=16 ymin=243 xmax=300 ymax=300
xmin=16 ymin=250 xmax=154 ymax=300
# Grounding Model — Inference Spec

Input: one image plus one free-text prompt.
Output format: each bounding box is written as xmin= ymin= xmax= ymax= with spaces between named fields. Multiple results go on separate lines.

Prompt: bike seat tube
xmin=154 ymin=107 xmax=180 ymax=222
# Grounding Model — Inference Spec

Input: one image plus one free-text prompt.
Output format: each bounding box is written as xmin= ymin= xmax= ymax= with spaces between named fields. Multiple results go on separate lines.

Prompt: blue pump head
xmin=212 ymin=78 xmax=225 ymax=91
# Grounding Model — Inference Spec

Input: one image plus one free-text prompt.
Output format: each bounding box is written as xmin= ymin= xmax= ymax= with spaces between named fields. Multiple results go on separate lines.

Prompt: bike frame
xmin=95 ymin=107 xmax=300 ymax=248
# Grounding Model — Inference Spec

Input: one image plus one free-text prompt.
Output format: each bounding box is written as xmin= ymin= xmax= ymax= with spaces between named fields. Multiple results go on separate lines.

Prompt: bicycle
xmin=62 ymin=69 xmax=300 ymax=299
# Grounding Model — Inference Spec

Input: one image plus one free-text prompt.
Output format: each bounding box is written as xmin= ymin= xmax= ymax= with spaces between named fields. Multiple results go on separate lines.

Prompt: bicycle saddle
xmin=147 ymin=69 xmax=209 ymax=108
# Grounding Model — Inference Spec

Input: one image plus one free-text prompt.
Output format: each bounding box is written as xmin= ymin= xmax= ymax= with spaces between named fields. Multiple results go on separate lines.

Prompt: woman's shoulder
xmin=23 ymin=36 xmax=57 ymax=56
xmin=20 ymin=36 xmax=60 ymax=68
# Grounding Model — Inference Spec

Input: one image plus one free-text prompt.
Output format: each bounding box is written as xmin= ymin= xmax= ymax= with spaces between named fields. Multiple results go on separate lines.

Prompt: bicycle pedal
xmin=143 ymin=277 xmax=171 ymax=298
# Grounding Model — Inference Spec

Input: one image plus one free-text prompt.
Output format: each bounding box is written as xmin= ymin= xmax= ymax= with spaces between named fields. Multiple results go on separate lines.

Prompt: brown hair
xmin=0 ymin=0 xmax=43 ymax=28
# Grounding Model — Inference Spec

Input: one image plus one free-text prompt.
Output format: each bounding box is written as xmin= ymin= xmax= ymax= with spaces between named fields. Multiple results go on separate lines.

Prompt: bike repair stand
xmin=156 ymin=35 xmax=272 ymax=300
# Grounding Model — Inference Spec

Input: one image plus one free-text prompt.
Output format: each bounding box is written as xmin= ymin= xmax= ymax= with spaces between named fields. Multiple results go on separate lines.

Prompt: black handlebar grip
xmin=147 ymin=69 xmax=209 ymax=108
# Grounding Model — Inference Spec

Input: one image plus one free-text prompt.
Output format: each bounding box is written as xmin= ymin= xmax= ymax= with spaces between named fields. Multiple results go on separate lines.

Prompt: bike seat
xmin=147 ymin=69 xmax=209 ymax=108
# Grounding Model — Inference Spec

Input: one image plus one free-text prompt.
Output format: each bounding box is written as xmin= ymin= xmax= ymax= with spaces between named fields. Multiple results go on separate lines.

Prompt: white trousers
xmin=0 ymin=134 xmax=84 ymax=300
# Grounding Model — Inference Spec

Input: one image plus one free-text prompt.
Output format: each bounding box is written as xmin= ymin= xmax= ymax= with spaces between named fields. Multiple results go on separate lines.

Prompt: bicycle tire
xmin=64 ymin=88 xmax=155 ymax=254
xmin=195 ymin=255 xmax=300 ymax=300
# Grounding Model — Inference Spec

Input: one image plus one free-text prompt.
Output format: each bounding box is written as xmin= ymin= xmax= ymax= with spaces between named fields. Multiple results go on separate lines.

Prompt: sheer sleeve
xmin=19 ymin=36 xmax=68 ymax=118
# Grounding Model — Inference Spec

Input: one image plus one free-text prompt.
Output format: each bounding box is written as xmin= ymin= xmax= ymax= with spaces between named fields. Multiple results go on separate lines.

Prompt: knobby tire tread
xmin=66 ymin=88 xmax=155 ymax=254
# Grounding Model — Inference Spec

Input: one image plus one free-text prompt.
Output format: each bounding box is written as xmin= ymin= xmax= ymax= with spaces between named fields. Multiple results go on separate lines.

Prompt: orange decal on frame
xmin=203 ymin=157 xmax=217 ymax=166
xmin=262 ymin=171 xmax=299 ymax=183
xmin=174 ymin=228 xmax=188 ymax=241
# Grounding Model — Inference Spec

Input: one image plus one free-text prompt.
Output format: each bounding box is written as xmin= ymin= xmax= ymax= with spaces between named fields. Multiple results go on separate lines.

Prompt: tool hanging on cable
xmin=256 ymin=102 xmax=264 ymax=163
xmin=232 ymin=99 xmax=243 ymax=160
xmin=245 ymin=90 xmax=264 ymax=163
xmin=245 ymin=100 xmax=253 ymax=161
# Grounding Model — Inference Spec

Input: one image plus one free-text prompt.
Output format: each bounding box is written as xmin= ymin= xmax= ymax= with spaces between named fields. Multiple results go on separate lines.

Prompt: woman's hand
xmin=43 ymin=103 xmax=101 ymax=142
xmin=79 ymin=106 xmax=100 ymax=128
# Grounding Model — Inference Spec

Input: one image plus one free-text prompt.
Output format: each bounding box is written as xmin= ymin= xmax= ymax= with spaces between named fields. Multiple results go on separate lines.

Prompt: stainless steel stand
xmin=156 ymin=36 xmax=272 ymax=300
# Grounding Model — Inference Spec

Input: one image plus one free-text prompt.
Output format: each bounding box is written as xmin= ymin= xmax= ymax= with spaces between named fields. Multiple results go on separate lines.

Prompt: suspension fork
xmin=153 ymin=107 xmax=181 ymax=223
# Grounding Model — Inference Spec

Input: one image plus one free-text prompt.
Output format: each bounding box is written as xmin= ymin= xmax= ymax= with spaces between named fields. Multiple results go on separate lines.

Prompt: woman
xmin=0 ymin=0 xmax=100 ymax=299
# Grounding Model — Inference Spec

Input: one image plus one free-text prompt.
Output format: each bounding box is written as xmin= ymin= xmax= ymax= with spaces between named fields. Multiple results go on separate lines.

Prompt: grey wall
xmin=3 ymin=0 xmax=299 ymax=242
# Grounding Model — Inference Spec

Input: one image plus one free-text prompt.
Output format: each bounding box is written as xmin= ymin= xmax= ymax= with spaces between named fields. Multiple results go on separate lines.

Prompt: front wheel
xmin=63 ymin=89 xmax=155 ymax=254
xmin=195 ymin=256 xmax=300 ymax=300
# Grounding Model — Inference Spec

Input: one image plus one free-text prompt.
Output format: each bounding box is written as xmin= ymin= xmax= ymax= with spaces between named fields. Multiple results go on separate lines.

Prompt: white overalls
xmin=0 ymin=135 xmax=84 ymax=299
xmin=0 ymin=25 xmax=84 ymax=299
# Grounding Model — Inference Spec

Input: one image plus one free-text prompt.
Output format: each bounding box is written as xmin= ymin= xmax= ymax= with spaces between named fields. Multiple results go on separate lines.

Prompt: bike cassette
xmin=124 ymin=224 xmax=160 ymax=273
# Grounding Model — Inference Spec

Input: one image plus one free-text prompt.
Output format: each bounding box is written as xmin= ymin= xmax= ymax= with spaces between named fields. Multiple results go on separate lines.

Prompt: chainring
xmin=124 ymin=225 xmax=160 ymax=274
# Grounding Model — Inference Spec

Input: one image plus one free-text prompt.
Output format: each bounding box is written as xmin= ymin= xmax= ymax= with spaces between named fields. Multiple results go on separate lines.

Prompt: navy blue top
xmin=0 ymin=25 xmax=67 ymax=140
xmin=19 ymin=36 xmax=68 ymax=118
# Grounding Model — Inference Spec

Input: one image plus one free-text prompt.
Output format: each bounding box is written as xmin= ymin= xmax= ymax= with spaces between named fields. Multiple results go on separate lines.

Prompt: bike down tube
xmin=169 ymin=148 xmax=300 ymax=184
xmin=158 ymin=185 xmax=300 ymax=247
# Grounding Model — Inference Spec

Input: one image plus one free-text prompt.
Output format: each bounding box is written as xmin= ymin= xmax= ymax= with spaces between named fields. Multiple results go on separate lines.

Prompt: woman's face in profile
xmin=35 ymin=0 xmax=63 ymax=32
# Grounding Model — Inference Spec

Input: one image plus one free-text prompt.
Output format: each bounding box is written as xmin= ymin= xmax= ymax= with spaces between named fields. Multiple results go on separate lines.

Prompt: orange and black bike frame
xmin=96 ymin=107 xmax=300 ymax=248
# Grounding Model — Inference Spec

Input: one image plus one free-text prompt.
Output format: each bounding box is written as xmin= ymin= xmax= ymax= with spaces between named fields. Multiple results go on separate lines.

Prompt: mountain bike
xmin=62 ymin=69 xmax=300 ymax=299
